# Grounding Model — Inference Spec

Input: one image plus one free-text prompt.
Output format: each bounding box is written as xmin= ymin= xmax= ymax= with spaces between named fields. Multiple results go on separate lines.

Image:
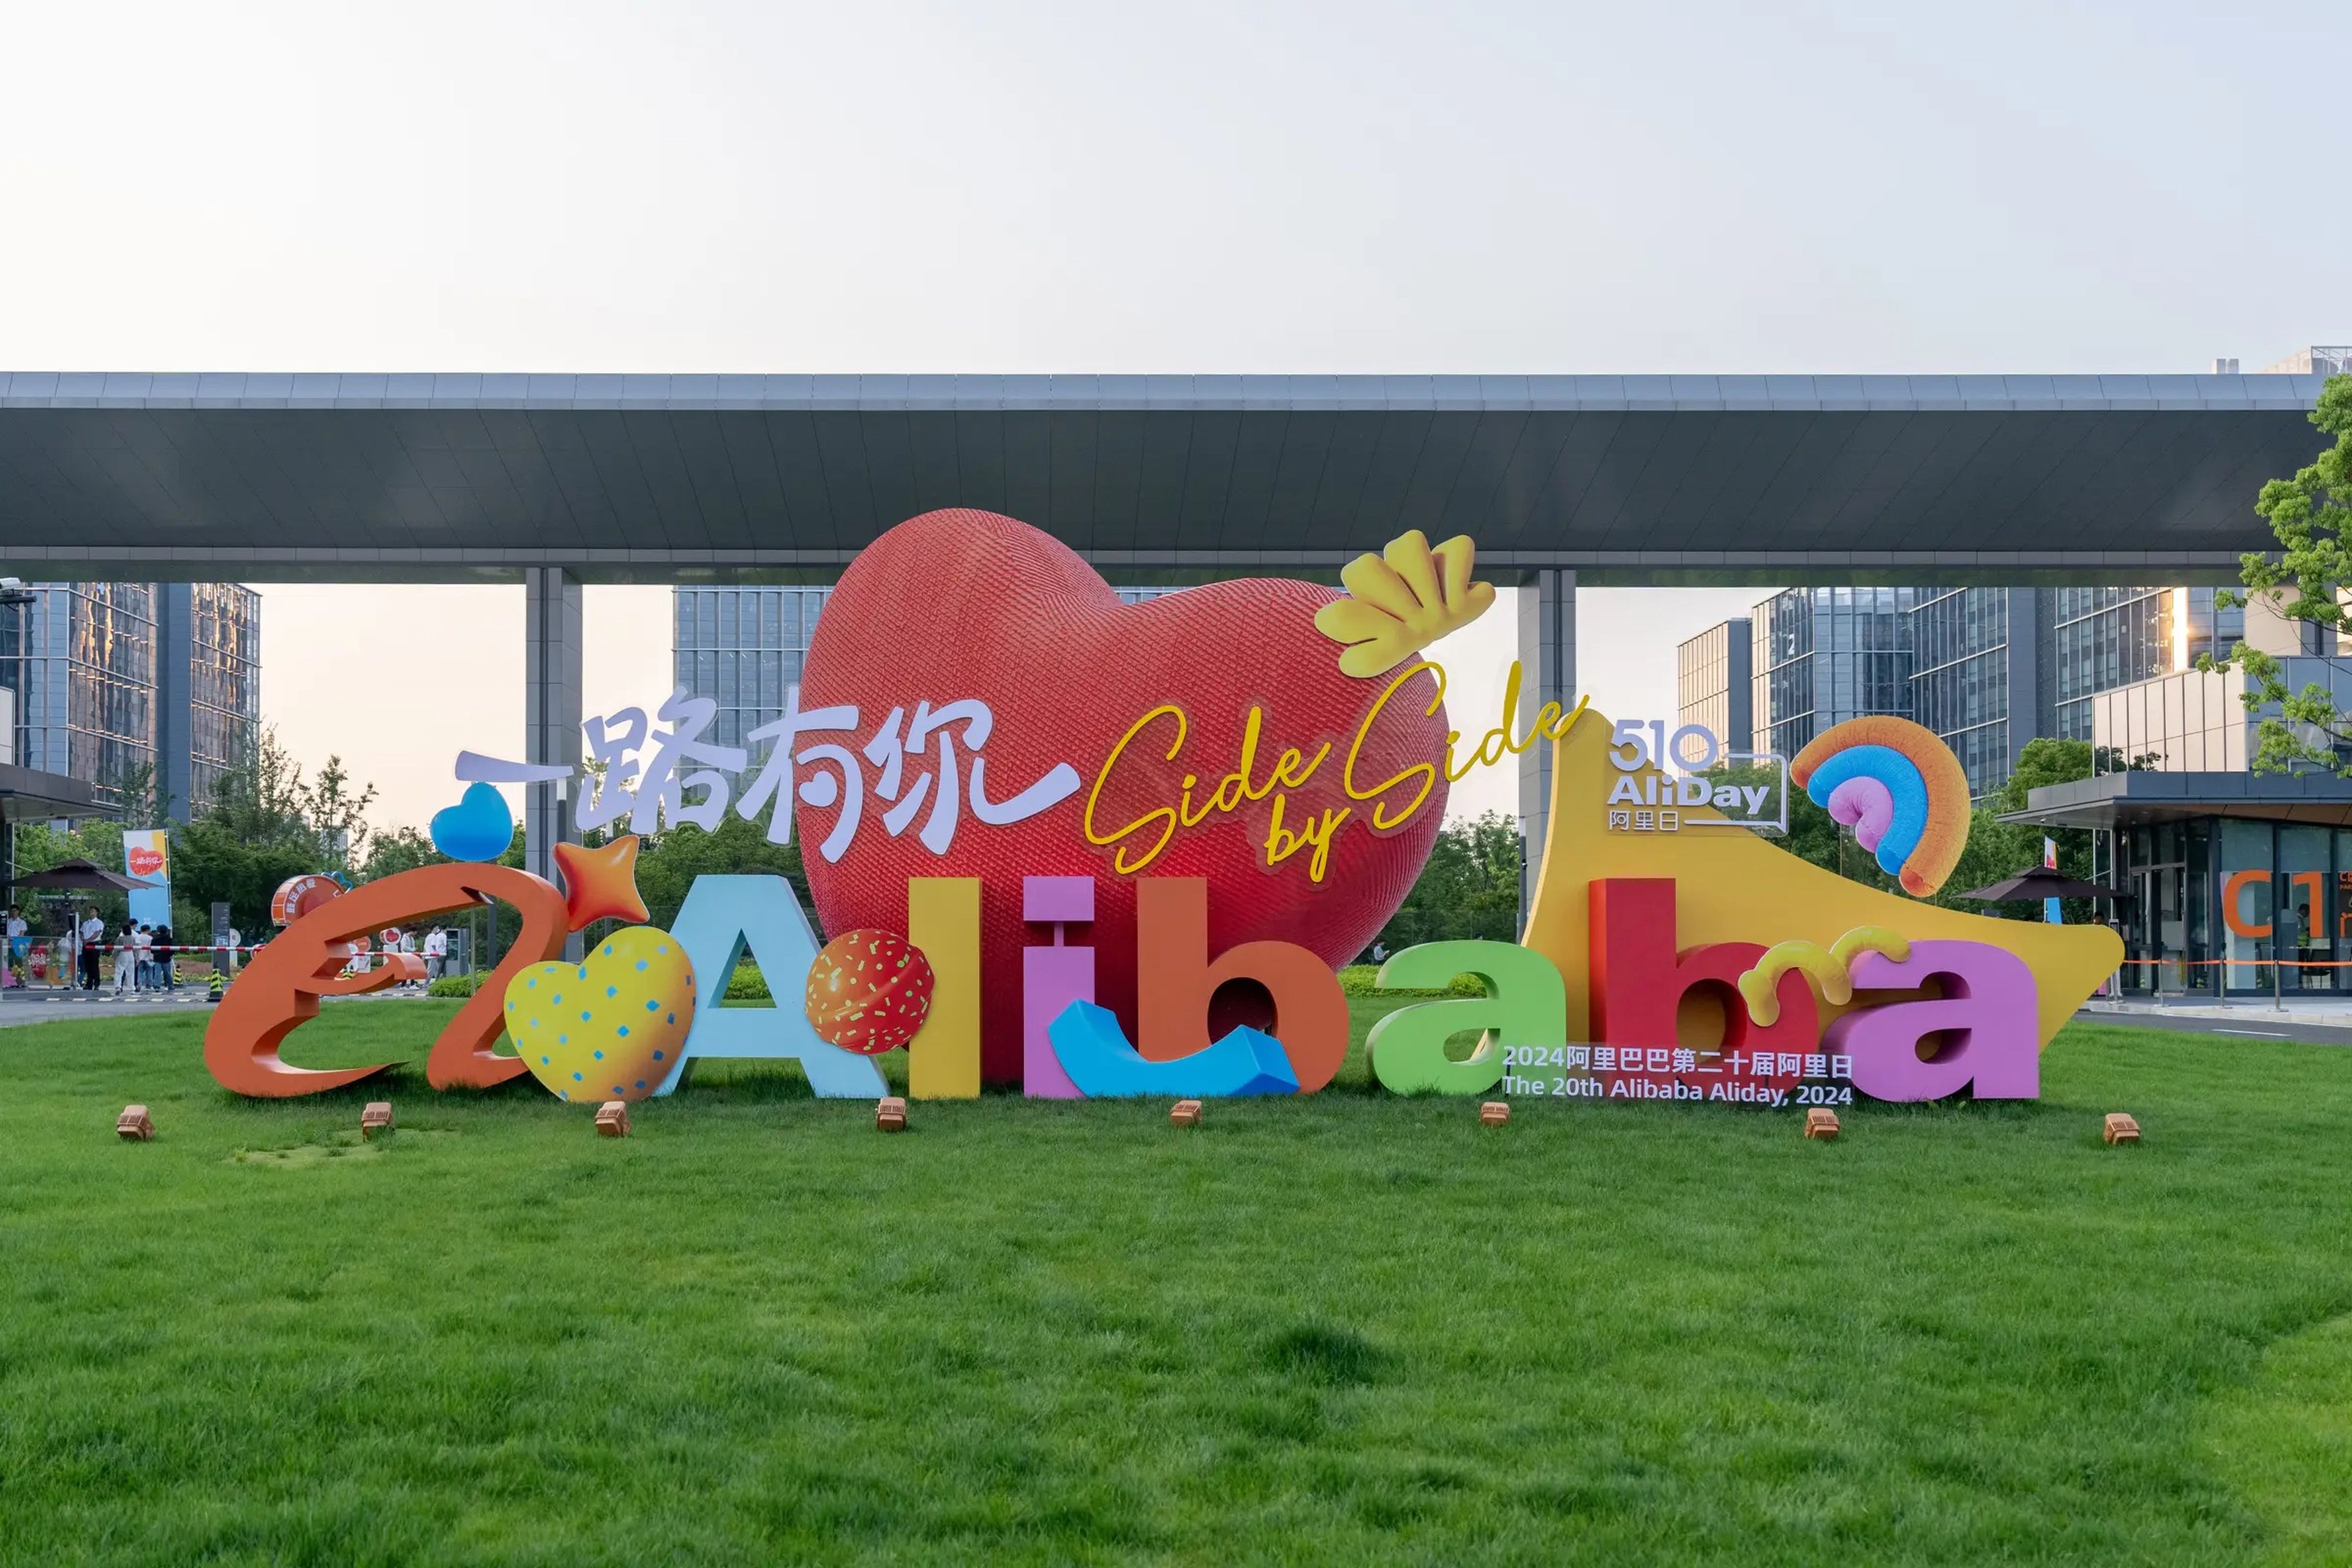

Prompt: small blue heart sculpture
xmin=430 ymin=782 xmax=515 ymax=862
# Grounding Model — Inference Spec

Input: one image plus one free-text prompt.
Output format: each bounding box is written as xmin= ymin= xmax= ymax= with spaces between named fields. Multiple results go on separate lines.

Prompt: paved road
xmin=0 ymin=989 xmax=428 ymax=1029
xmin=2072 ymin=1008 xmax=2352 ymax=1046
xmin=0 ymin=992 xmax=213 ymax=1028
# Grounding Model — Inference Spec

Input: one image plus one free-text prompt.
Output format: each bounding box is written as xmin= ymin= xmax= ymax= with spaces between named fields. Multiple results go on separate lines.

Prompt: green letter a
xmin=1366 ymin=941 xmax=1566 ymax=1096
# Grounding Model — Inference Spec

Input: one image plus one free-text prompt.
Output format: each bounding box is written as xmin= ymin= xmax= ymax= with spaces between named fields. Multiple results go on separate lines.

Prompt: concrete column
xmin=156 ymin=583 xmax=194 ymax=822
xmin=525 ymin=570 xmax=584 ymax=954
xmin=2005 ymin=587 xmax=2043 ymax=774
xmin=1517 ymin=570 xmax=1576 ymax=930
xmin=1724 ymin=619 xmax=1754 ymax=757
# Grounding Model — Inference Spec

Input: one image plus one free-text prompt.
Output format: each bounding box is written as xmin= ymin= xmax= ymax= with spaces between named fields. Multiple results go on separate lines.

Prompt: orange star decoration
xmin=1312 ymin=530 xmax=1496 ymax=677
xmin=554 ymin=836 xmax=648 ymax=931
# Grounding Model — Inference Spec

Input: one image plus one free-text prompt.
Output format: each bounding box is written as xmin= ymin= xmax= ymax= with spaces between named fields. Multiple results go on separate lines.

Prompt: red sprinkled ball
xmin=803 ymin=929 xmax=937 ymax=1055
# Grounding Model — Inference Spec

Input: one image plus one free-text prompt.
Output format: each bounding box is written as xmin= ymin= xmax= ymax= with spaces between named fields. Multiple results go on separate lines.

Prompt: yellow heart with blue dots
xmin=503 ymin=926 xmax=696 ymax=1103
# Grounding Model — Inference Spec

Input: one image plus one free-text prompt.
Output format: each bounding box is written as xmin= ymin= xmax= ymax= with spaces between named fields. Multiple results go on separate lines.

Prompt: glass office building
xmin=674 ymin=584 xmax=1182 ymax=747
xmin=1673 ymin=618 xmax=1751 ymax=753
xmin=1686 ymin=583 xmax=2254 ymax=801
xmin=0 ymin=581 xmax=259 ymax=814
xmin=1748 ymin=587 xmax=1914 ymax=758
xmin=14 ymin=583 xmax=159 ymax=794
xmin=672 ymin=587 xmax=833 ymax=750
xmin=187 ymin=583 xmax=262 ymax=807
xmin=1996 ymin=649 xmax=2352 ymax=998
xmin=2051 ymin=588 xmax=2166 ymax=741
xmin=1909 ymin=587 xmax=2042 ymax=799
xmin=2049 ymin=586 xmax=2248 ymax=742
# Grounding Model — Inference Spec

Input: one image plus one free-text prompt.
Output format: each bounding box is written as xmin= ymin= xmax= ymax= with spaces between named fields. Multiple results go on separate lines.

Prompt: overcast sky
xmin=3 ymin=1 xmax=2344 ymax=832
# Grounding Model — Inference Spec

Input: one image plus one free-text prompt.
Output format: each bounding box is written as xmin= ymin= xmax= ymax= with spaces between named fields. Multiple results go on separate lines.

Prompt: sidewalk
xmin=2079 ymin=994 xmax=2352 ymax=1028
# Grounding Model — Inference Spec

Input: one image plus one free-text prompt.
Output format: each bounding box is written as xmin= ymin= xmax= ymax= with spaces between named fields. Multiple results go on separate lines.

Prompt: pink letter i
xmin=1022 ymin=876 xmax=1093 ymax=1099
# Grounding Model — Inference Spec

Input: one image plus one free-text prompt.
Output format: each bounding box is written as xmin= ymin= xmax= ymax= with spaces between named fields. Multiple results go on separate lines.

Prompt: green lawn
xmin=2 ymin=1000 xmax=2350 ymax=1565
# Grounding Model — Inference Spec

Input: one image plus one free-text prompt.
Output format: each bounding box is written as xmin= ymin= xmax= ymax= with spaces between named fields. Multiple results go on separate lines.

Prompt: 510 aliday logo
xmin=205 ymin=510 xmax=2120 ymax=1114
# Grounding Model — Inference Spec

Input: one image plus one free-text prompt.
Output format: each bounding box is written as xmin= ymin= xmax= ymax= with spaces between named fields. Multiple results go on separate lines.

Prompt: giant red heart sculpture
xmin=798 ymin=509 xmax=1450 ymax=1085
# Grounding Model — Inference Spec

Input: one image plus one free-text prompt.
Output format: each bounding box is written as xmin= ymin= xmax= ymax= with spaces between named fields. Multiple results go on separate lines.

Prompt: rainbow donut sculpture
xmin=1789 ymin=716 xmax=1972 ymax=898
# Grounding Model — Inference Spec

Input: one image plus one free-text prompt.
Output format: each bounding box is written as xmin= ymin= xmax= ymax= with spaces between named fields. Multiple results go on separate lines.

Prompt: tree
xmin=1368 ymin=812 xmax=1521 ymax=955
xmin=1997 ymin=738 xmax=2150 ymax=807
xmin=1932 ymin=737 xmax=2152 ymax=922
xmin=193 ymin=728 xmax=317 ymax=844
xmin=106 ymin=758 xmax=165 ymax=825
xmin=633 ymin=815 xmax=811 ymax=933
xmin=171 ymin=820 xmax=326 ymax=938
xmin=2202 ymin=372 xmax=2352 ymax=771
xmin=296 ymin=755 xmax=379 ymax=870
xmin=1694 ymin=760 xmax=1896 ymax=892
xmin=360 ymin=826 xmax=446 ymax=882
xmin=167 ymin=728 xmax=389 ymax=935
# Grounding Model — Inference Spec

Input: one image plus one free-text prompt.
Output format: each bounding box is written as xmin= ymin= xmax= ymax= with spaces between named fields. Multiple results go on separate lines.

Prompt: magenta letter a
xmin=1825 ymin=940 xmax=2040 ymax=1102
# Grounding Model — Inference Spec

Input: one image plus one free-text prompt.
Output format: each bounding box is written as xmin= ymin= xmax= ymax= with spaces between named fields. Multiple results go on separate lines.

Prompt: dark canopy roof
xmin=0 ymin=372 xmax=2332 ymax=584
xmin=1954 ymin=865 xmax=2125 ymax=902
xmin=2001 ymin=769 xmax=2352 ymax=831
xmin=1 ymin=858 xmax=153 ymax=892
xmin=0 ymin=761 xmax=114 ymax=823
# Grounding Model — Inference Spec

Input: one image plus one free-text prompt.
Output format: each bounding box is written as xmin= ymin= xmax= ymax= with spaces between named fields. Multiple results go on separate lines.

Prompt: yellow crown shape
xmin=1313 ymin=531 xmax=1497 ymax=678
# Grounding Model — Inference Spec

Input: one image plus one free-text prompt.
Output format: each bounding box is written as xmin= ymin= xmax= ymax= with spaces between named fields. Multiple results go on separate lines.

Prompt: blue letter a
xmin=655 ymin=875 xmax=888 ymax=1099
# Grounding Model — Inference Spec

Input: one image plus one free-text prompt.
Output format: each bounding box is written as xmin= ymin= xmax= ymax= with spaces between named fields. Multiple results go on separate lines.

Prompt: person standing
xmin=4 ymin=907 xmax=24 ymax=989
xmin=78 ymin=908 xmax=104 ymax=990
xmin=111 ymin=924 xmax=138 ymax=994
xmin=154 ymin=925 xmax=176 ymax=991
xmin=423 ymin=925 xmax=448 ymax=981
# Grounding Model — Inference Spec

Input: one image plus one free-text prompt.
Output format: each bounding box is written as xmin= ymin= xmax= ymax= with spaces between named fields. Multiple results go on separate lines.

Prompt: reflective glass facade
xmin=2 ymin=581 xmax=257 ymax=810
xmin=188 ymin=583 xmax=262 ymax=808
xmin=2049 ymin=587 xmax=2247 ymax=742
xmin=1673 ymin=618 xmax=1751 ymax=752
xmin=1909 ymin=588 xmax=2015 ymax=798
xmin=18 ymin=584 xmax=157 ymax=794
xmin=1749 ymin=587 xmax=1913 ymax=758
xmin=2051 ymin=587 xmax=2169 ymax=741
xmin=2174 ymin=586 xmax=2247 ymax=669
xmin=1705 ymin=582 xmax=2249 ymax=801
xmin=0 ymin=591 xmax=23 ymax=764
xmin=671 ymin=587 xmax=833 ymax=749
xmin=2091 ymin=657 xmax=2352 ymax=775
xmin=674 ymin=585 xmax=1179 ymax=746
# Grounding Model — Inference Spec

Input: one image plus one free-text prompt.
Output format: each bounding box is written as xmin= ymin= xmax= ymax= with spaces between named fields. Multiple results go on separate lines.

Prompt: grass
xmin=2 ymin=999 xmax=2350 ymax=1564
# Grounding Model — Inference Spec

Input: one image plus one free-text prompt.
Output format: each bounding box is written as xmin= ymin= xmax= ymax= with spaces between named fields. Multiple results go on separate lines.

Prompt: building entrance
xmin=2112 ymin=816 xmax=2352 ymax=997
